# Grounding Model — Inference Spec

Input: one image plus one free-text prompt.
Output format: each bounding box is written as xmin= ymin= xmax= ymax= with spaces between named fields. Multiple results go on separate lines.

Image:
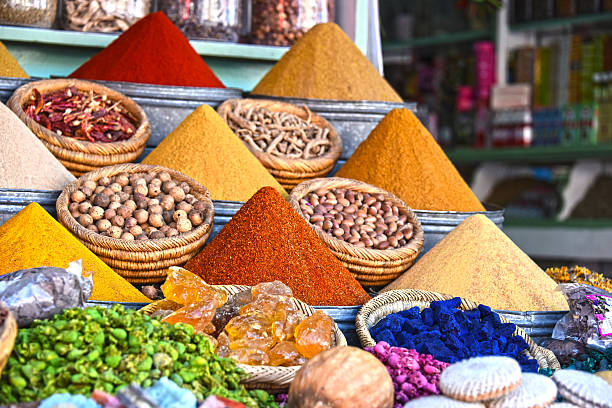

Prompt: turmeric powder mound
xmin=251 ymin=23 xmax=402 ymax=102
xmin=383 ymin=214 xmax=568 ymax=311
xmin=0 ymin=203 xmax=149 ymax=303
xmin=142 ymin=105 xmax=287 ymax=202
xmin=336 ymin=108 xmax=485 ymax=212
xmin=0 ymin=41 xmax=28 ymax=78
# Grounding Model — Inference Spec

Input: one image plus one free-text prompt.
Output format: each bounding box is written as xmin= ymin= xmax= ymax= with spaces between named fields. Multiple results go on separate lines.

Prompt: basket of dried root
xmin=218 ymin=98 xmax=342 ymax=190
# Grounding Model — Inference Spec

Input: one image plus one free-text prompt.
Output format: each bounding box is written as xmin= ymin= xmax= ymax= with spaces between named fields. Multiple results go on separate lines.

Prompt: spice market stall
xmin=0 ymin=7 xmax=611 ymax=408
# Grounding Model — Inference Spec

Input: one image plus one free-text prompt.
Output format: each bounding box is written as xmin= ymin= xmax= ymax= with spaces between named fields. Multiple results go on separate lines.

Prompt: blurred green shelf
xmin=505 ymin=218 xmax=612 ymax=229
xmin=511 ymin=12 xmax=612 ymax=32
xmin=382 ymin=29 xmax=492 ymax=50
xmin=445 ymin=145 xmax=612 ymax=164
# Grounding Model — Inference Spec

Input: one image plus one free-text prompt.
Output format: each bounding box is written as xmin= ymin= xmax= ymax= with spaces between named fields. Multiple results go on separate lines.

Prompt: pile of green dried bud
xmin=0 ymin=305 xmax=277 ymax=407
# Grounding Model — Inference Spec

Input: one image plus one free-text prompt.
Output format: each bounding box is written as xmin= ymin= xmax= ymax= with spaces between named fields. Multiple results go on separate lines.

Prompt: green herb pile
xmin=0 ymin=305 xmax=277 ymax=407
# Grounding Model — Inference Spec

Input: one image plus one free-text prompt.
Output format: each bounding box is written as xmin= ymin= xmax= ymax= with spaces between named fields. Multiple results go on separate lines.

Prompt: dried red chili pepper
xmin=23 ymin=86 xmax=138 ymax=143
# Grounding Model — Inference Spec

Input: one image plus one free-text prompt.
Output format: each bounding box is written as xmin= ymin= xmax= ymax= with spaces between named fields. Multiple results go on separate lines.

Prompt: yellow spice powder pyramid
xmin=143 ymin=104 xmax=287 ymax=202
xmin=336 ymin=108 xmax=485 ymax=212
xmin=0 ymin=203 xmax=149 ymax=303
xmin=252 ymin=22 xmax=402 ymax=102
xmin=383 ymin=214 xmax=568 ymax=311
xmin=0 ymin=41 xmax=28 ymax=78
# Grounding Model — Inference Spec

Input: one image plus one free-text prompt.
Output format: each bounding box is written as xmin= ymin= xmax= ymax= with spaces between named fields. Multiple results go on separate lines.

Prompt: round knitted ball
xmin=439 ymin=356 xmax=522 ymax=402
xmin=488 ymin=373 xmax=557 ymax=408
xmin=402 ymin=395 xmax=485 ymax=407
xmin=553 ymin=369 xmax=612 ymax=408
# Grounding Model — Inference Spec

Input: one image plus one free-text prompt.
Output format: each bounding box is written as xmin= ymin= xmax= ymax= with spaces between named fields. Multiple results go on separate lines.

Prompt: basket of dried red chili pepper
xmin=7 ymin=78 xmax=151 ymax=177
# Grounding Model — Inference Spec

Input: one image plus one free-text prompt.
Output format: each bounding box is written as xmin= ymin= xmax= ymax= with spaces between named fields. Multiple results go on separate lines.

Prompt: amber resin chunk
xmin=161 ymin=266 xmax=228 ymax=306
xmin=294 ymin=311 xmax=334 ymax=358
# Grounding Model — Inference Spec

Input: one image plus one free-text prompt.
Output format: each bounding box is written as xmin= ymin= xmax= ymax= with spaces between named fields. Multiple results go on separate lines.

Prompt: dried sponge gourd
xmin=0 ymin=203 xmax=149 ymax=303
xmin=252 ymin=23 xmax=402 ymax=103
xmin=336 ymin=108 xmax=485 ymax=212
xmin=0 ymin=41 xmax=28 ymax=78
xmin=383 ymin=214 xmax=568 ymax=311
xmin=142 ymin=104 xmax=287 ymax=202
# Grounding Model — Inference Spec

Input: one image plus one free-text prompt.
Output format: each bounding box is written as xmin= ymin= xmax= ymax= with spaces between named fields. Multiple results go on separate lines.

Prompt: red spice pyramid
xmin=184 ymin=187 xmax=370 ymax=306
xmin=69 ymin=12 xmax=224 ymax=88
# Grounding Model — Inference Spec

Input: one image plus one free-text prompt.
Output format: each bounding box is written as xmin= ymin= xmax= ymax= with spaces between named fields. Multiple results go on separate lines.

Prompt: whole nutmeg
xmin=176 ymin=201 xmax=192 ymax=213
xmin=158 ymin=171 xmax=171 ymax=182
xmin=149 ymin=230 xmax=165 ymax=239
xmin=129 ymin=225 xmax=143 ymax=236
xmin=87 ymin=224 xmax=98 ymax=232
xmin=78 ymin=214 xmax=94 ymax=227
xmin=98 ymin=176 xmax=111 ymax=186
xmin=134 ymin=184 xmax=148 ymax=196
xmin=149 ymin=178 xmax=162 ymax=187
xmin=111 ymin=215 xmax=125 ymax=228
xmin=180 ymin=182 xmax=190 ymax=194
xmin=107 ymin=225 xmax=122 ymax=239
xmin=78 ymin=201 xmax=92 ymax=214
xmin=71 ymin=190 xmax=86 ymax=203
xmin=148 ymin=184 xmax=161 ymax=198
xmin=115 ymin=173 xmax=130 ymax=187
xmin=162 ymin=180 xmax=177 ymax=194
xmin=118 ymin=192 xmax=130 ymax=203
xmin=145 ymin=172 xmax=155 ymax=183
xmin=83 ymin=180 xmax=97 ymax=191
xmin=142 ymin=286 xmax=159 ymax=300
xmin=124 ymin=199 xmax=137 ymax=212
xmin=136 ymin=233 xmax=148 ymax=240
xmin=149 ymin=213 xmax=164 ymax=228
xmin=185 ymin=194 xmax=197 ymax=205
xmin=93 ymin=194 xmax=110 ymax=208
xmin=81 ymin=187 xmax=94 ymax=197
xmin=159 ymin=225 xmax=170 ymax=234
xmin=160 ymin=195 xmax=175 ymax=211
xmin=134 ymin=209 xmax=149 ymax=224
xmin=94 ymin=185 xmax=105 ymax=194
xmin=104 ymin=208 xmax=116 ymax=220
xmin=173 ymin=209 xmax=188 ymax=222
xmin=124 ymin=217 xmax=138 ymax=229
xmin=143 ymin=226 xmax=157 ymax=235
xmin=149 ymin=204 xmax=163 ymax=215
xmin=169 ymin=186 xmax=186 ymax=202
xmin=108 ymin=202 xmax=121 ymax=211
xmin=176 ymin=218 xmax=192 ymax=233
xmin=132 ymin=177 xmax=147 ymax=187
xmin=96 ymin=219 xmax=111 ymax=232
xmin=116 ymin=205 xmax=133 ymax=219
xmin=165 ymin=228 xmax=179 ymax=237
xmin=121 ymin=232 xmax=135 ymax=241
xmin=123 ymin=185 xmax=133 ymax=195
xmin=70 ymin=210 xmax=81 ymax=219
xmin=169 ymin=222 xmax=177 ymax=229
xmin=102 ymin=187 xmax=114 ymax=197
xmin=149 ymin=198 xmax=160 ymax=206
xmin=89 ymin=206 xmax=104 ymax=221
xmin=135 ymin=199 xmax=149 ymax=210
xmin=68 ymin=202 xmax=80 ymax=213
xmin=162 ymin=210 xmax=174 ymax=225
xmin=109 ymin=183 xmax=122 ymax=193
xmin=188 ymin=210 xmax=203 ymax=226
xmin=110 ymin=194 xmax=121 ymax=203
xmin=193 ymin=200 xmax=207 ymax=211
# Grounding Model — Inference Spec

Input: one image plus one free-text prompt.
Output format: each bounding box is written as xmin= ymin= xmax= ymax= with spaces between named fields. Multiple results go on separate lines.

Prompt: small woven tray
xmin=355 ymin=289 xmax=561 ymax=370
xmin=140 ymin=284 xmax=347 ymax=392
xmin=56 ymin=163 xmax=214 ymax=284
xmin=217 ymin=98 xmax=342 ymax=190
xmin=289 ymin=177 xmax=424 ymax=286
xmin=7 ymin=78 xmax=151 ymax=177
xmin=0 ymin=310 xmax=17 ymax=377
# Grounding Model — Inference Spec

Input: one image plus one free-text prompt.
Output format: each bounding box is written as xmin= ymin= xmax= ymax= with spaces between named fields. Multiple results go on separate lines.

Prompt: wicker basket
xmin=7 ymin=78 xmax=151 ymax=177
xmin=140 ymin=284 xmax=347 ymax=391
xmin=56 ymin=164 xmax=214 ymax=284
xmin=217 ymin=98 xmax=342 ymax=190
xmin=355 ymin=289 xmax=561 ymax=370
xmin=0 ymin=310 xmax=17 ymax=377
xmin=289 ymin=177 xmax=424 ymax=286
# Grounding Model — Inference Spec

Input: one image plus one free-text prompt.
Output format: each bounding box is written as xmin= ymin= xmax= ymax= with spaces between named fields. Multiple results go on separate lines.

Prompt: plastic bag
xmin=0 ymin=260 xmax=92 ymax=327
xmin=553 ymin=283 xmax=612 ymax=352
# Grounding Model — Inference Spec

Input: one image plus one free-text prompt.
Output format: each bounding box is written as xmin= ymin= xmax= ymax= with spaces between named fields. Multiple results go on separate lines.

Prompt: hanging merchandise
xmin=62 ymin=0 xmax=151 ymax=33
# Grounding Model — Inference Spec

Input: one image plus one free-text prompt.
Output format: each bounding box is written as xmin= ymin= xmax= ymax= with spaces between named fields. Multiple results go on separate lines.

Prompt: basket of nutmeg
xmin=56 ymin=164 xmax=214 ymax=284
xmin=289 ymin=177 xmax=424 ymax=286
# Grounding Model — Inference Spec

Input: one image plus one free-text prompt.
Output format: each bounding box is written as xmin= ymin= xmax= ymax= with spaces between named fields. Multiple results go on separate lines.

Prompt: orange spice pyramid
xmin=336 ymin=108 xmax=485 ymax=212
xmin=383 ymin=214 xmax=568 ymax=311
xmin=252 ymin=22 xmax=402 ymax=102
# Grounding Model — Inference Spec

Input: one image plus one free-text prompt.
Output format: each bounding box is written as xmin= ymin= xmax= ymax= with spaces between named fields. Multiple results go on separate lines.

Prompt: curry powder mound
xmin=383 ymin=214 xmax=568 ymax=311
xmin=252 ymin=22 xmax=402 ymax=102
xmin=336 ymin=108 xmax=485 ymax=212
xmin=184 ymin=187 xmax=370 ymax=306
xmin=142 ymin=104 xmax=287 ymax=202
xmin=0 ymin=41 xmax=28 ymax=78
xmin=0 ymin=203 xmax=149 ymax=303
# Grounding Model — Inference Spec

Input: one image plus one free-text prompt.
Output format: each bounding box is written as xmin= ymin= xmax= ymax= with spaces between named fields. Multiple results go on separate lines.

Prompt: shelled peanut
xmin=299 ymin=188 xmax=414 ymax=250
xmin=68 ymin=171 xmax=207 ymax=240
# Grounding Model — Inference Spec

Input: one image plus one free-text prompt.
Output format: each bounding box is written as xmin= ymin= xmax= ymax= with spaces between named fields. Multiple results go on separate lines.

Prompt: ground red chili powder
xmin=184 ymin=187 xmax=370 ymax=306
xmin=69 ymin=12 xmax=225 ymax=88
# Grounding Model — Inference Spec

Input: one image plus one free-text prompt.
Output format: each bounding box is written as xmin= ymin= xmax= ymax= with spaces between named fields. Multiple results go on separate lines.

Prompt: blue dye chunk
xmin=370 ymin=299 xmax=539 ymax=372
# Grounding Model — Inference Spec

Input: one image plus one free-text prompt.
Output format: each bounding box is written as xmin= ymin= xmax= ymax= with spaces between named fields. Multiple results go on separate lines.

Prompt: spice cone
xmin=0 ymin=41 xmax=28 ymax=78
xmin=383 ymin=214 xmax=568 ymax=311
xmin=252 ymin=22 xmax=402 ymax=102
xmin=142 ymin=104 xmax=287 ymax=202
xmin=184 ymin=187 xmax=370 ymax=306
xmin=0 ymin=203 xmax=149 ymax=303
xmin=336 ymin=108 xmax=485 ymax=212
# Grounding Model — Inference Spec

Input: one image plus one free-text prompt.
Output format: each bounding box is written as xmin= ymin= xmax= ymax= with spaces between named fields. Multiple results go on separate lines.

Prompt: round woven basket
xmin=140 ymin=284 xmax=347 ymax=392
xmin=289 ymin=177 xmax=424 ymax=286
xmin=7 ymin=78 xmax=151 ymax=177
xmin=56 ymin=164 xmax=214 ymax=284
xmin=0 ymin=310 xmax=17 ymax=377
xmin=355 ymin=289 xmax=561 ymax=370
xmin=217 ymin=98 xmax=342 ymax=190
